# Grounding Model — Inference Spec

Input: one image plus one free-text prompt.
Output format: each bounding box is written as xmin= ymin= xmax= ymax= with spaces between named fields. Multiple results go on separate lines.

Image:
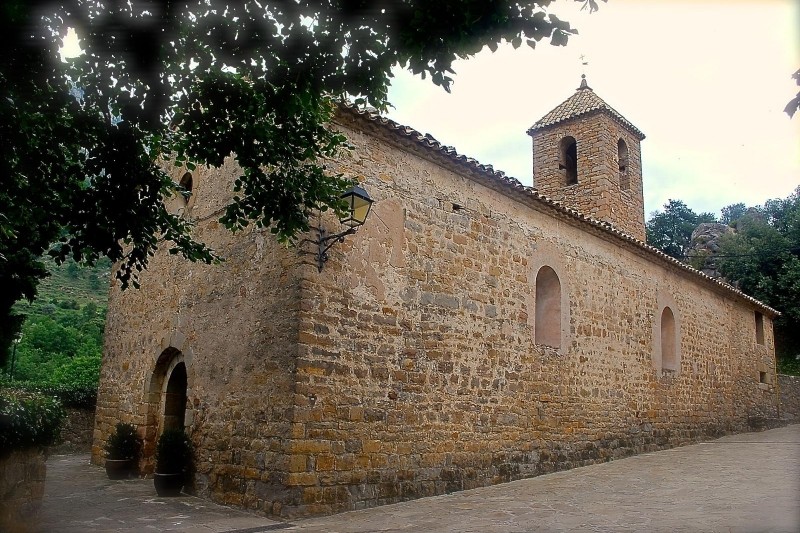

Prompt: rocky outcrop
xmin=689 ymin=223 xmax=734 ymax=278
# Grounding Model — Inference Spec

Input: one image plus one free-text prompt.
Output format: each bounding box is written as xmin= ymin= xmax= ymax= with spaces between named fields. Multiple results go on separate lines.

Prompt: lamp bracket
xmin=316 ymin=226 xmax=357 ymax=272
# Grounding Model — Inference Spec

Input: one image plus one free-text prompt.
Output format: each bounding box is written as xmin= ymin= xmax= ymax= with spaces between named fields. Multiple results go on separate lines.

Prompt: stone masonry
xmin=778 ymin=374 xmax=800 ymax=420
xmin=0 ymin=449 xmax=47 ymax=532
xmin=94 ymin=85 xmax=780 ymax=518
xmin=49 ymin=407 xmax=95 ymax=454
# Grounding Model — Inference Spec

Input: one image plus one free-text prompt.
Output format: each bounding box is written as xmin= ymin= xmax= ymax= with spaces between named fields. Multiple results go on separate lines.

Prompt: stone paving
xmin=36 ymin=425 xmax=800 ymax=533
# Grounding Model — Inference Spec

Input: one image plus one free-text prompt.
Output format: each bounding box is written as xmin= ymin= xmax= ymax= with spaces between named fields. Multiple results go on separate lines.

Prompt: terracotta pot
xmin=153 ymin=472 xmax=185 ymax=496
xmin=105 ymin=458 xmax=135 ymax=480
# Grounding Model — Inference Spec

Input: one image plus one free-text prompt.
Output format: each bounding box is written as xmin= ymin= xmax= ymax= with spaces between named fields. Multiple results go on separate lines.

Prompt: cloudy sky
xmin=385 ymin=0 xmax=800 ymax=219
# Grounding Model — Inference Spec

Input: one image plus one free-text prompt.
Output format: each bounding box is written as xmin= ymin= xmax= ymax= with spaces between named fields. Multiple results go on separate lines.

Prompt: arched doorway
xmin=142 ymin=347 xmax=189 ymax=472
xmin=163 ymin=362 xmax=187 ymax=431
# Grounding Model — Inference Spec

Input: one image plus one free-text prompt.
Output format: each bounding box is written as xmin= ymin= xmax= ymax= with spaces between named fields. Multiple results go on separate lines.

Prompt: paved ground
xmin=36 ymin=425 xmax=800 ymax=533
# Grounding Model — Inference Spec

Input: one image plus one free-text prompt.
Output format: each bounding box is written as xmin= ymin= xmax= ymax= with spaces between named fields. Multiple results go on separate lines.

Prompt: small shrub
xmin=155 ymin=429 xmax=193 ymax=475
xmin=104 ymin=422 xmax=142 ymax=460
xmin=0 ymin=388 xmax=65 ymax=456
xmin=777 ymin=356 xmax=800 ymax=376
xmin=57 ymin=299 xmax=80 ymax=310
xmin=66 ymin=262 xmax=80 ymax=279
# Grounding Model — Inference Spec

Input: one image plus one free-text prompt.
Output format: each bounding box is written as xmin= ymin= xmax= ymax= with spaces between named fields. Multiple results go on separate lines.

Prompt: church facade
xmin=93 ymin=79 xmax=780 ymax=517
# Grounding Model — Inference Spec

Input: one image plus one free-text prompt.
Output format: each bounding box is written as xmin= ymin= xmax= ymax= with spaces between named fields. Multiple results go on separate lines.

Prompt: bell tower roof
xmin=527 ymin=76 xmax=645 ymax=140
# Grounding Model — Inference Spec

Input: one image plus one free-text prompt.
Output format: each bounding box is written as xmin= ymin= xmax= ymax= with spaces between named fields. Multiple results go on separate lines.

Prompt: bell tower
xmin=527 ymin=76 xmax=646 ymax=241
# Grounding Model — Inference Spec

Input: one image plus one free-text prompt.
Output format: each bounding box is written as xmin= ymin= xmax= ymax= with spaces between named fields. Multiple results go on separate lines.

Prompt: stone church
xmin=94 ymin=77 xmax=780 ymax=517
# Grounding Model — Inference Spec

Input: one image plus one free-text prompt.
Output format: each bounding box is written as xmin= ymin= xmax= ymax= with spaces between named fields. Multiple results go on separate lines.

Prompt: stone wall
xmin=531 ymin=113 xmax=645 ymax=241
xmin=94 ymin=158 xmax=302 ymax=514
xmin=287 ymin=113 xmax=777 ymax=515
xmin=778 ymin=374 xmax=800 ymax=420
xmin=0 ymin=449 xmax=46 ymax=532
xmin=50 ymin=407 xmax=95 ymax=454
xmin=95 ymin=109 xmax=779 ymax=519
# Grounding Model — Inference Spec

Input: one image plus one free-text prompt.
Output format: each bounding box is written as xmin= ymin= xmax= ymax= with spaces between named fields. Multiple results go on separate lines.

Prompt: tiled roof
xmin=527 ymin=77 xmax=645 ymax=140
xmin=336 ymin=102 xmax=778 ymax=317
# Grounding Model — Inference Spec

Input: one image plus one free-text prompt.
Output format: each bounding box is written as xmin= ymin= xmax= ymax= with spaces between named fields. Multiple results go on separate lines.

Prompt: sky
xmin=384 ymin=0 xmax=800 ymax=219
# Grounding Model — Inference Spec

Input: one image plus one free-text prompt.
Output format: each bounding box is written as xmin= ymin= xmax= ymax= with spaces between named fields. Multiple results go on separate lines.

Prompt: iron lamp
xmin=339 ymin=185 xmax=373 ymax=228
xmin=316 ymin=185 xmax=374 ymax=271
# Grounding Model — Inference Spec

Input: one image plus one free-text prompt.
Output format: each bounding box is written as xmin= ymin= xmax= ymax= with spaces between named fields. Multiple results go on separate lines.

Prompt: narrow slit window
xmin=755 ymin=312 xmax=764 ymax=345
xmin=617 ymin=138 xmax=630 ymax=190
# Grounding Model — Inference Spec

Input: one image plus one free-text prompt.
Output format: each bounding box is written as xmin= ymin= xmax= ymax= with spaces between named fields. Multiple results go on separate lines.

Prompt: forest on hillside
xmin=1 ymin=257 xmax=110 ymax=397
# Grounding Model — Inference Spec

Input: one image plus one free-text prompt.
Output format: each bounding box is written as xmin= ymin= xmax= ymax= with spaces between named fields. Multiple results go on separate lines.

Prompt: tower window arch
xmin=558 ymin=136 xmax=578 ymax=186
xmin=617 ymin=139 xmax=630 ymax=190
xmin=535 ymin=266 xmax=562 ymax=349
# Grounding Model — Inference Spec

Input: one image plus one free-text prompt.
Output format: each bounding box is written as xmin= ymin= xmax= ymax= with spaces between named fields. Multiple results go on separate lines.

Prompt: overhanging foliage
xmin=1 ymin=0 xmax=601 ymax=362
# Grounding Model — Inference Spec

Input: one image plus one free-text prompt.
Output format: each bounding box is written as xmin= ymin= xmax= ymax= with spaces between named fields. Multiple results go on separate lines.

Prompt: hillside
xmin=24 ymin=257 xmax=113 ymax=312
xmin=4 ymin=258 xmax=112 ymax=386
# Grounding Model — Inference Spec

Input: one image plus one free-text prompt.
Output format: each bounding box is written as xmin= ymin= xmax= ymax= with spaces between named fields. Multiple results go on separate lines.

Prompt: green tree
xmin=720 ymin=203 xmax=747 ymax=226
xmin=646 ymin=199 xmax=717 ymax=260
xmin=1 ymin=0 xmax=601 ymax=363
xmin=50 ymin=353 xmax=102 ymax=390
xmin=718 ymin=187 xmax=800 ymax=361
xmin=23 ymin=316 xmax=81 ymax=360
xmin=66 ymin=261 xmax=80 ymax=279
xmin=7 ymin=305 xmax=105 ymax=385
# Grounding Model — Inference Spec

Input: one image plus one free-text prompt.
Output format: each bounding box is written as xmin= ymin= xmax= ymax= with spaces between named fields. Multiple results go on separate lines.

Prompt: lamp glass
xmin=340 ymin=185 xmax=373 ymax=227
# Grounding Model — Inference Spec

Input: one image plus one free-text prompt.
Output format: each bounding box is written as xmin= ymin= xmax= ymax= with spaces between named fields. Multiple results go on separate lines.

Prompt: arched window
xmin=660 ymin=307 xmax=677 ymax=371
xmin=558 ymin=136 xmax=578 ymax=186
xmin=617 ymin=139 xmax=630 ymax=190
xmin=535 ymin=266 xmax=561 ymax=349
xmin=178 ymin=172 xmax=193 ymax=201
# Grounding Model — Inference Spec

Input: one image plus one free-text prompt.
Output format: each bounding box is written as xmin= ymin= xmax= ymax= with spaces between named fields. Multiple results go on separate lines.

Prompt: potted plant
xmin=104 ymin=422 xmax=141 ymax=479
xmin=153 ymin=428 xmax=193 ymax=496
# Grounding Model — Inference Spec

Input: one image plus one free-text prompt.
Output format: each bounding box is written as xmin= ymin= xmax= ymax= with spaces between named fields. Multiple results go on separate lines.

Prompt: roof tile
xmin=336 ymin=102 xmax=777 ymax=317
xmin=528 ymin=77 xmax=645 ymax=140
